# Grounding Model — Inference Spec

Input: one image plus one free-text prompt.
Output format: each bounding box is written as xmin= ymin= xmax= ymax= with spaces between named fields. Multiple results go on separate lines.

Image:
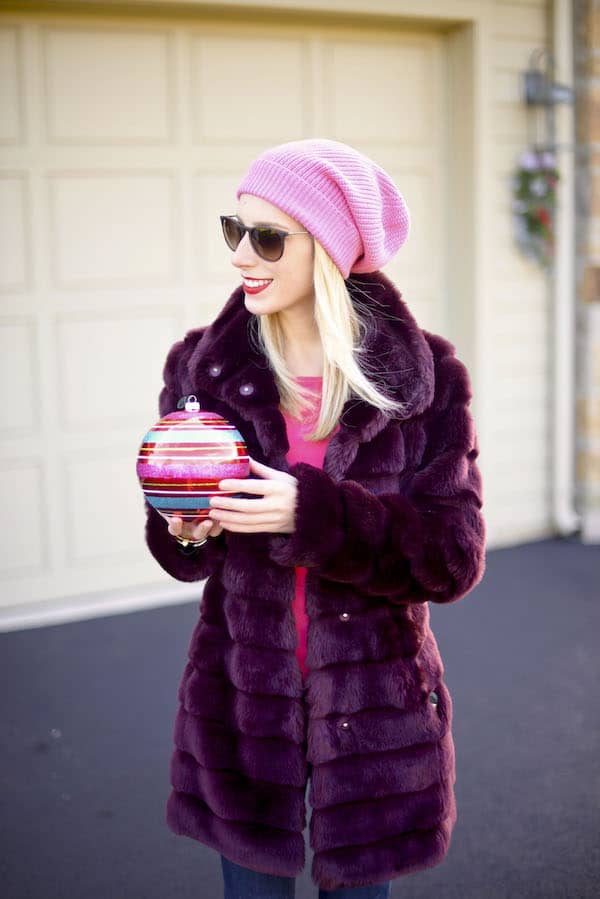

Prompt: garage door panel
xmin=48 ymin=171 xmax=178 ymax=287
xmin=0 ymin=174 xmax=28 ymax=290
xmin=0 ymin=462 xmax=46 ymax=576
xmin=0 ymin=320 xmax=37 ymax=434
xmin=192 ymin=33 xmax=307 ymax=142
xmin=0 ymin=25 xmax=22 ymax=142
xmin=63 ymin=446 xmax=141 ymax=564
xmin=324 ymin=37 xmax=438 ymax=144
xmin=43 ymin=25 xmax=174 ymax=143
xmin=56 ymin=313 xmax=180 ymax=430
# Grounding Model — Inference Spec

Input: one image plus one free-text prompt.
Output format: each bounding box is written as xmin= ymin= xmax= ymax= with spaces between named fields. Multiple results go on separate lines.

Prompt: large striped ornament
xmin=137 ymin=396 xmax=249 ymax=524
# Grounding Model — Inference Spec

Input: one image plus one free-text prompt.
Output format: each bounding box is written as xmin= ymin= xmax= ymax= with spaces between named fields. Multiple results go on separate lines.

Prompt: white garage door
xmin=0 ymin=8 xmax=449 ymax=609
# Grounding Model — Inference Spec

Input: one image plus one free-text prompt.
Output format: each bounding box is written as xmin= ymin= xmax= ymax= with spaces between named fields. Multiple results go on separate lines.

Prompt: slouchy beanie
xmin=235 ymin=138 xmax=410 ymax=279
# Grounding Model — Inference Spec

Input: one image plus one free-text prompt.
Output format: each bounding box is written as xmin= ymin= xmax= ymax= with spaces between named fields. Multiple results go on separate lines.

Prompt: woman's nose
xmin=231 ymin=232 xmax=258 ymax=267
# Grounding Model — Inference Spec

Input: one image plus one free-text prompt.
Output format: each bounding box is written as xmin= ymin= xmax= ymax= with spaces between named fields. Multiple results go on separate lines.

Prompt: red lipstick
xmin=242 ymin=279 xmax=273 ymax=295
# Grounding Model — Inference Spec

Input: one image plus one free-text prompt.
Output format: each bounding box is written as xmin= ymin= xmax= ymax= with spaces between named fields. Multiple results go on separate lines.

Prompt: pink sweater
xmin=279 ymin=376 xmax=340 ymax=680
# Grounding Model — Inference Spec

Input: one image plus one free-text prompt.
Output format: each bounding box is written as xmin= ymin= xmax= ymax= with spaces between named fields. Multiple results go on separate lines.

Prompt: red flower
xmin=536 ymin=208 xmax=551 ymax=227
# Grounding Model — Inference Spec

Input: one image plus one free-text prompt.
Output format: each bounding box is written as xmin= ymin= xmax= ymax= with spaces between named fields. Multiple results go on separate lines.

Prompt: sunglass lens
xmin=222 ymin=217 xmax=244 ymax=251
xmin=252 ymin=228 xmax=284 ymax=262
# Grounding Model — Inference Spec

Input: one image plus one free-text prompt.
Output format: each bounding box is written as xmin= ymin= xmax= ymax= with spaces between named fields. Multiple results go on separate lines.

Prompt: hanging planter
xmin=511 ymin=149 xmax=560 ymax=269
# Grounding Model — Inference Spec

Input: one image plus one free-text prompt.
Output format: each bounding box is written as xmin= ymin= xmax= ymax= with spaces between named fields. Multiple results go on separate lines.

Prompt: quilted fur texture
xmin=144 ymin=270 xmax=486 ymax=890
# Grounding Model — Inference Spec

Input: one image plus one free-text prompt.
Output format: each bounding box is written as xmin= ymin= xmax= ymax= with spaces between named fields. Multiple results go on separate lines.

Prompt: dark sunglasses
xmin=220 ymin=215 xmax=311 ymax=262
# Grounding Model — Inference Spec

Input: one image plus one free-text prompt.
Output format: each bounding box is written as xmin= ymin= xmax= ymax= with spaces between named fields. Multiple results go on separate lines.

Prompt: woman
xmin=145 ymin=138 xmax=487 ymax=898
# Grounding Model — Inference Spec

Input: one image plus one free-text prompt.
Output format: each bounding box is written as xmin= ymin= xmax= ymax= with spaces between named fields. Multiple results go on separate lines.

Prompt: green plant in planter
xmin=511 ymin=149 xmax=560 ymax=269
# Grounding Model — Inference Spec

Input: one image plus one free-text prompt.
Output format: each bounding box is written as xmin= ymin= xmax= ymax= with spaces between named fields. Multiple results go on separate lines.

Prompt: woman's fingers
xmin=192 ymin=519 xmax=214 ymax=540
xmin=167 ymin=515 xmax=183 ymax=537
xmin=168 ymin=515 xmax=223 ymax=541
xmin=197 ymin=518 xmax=224 ymax=539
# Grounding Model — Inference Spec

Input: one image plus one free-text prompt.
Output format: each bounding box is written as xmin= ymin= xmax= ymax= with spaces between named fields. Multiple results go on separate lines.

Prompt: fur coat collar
xmin=146 ymin=269 xmax=487 ymax=891
xmin=184 ymin=270 xmax=436 ymax=483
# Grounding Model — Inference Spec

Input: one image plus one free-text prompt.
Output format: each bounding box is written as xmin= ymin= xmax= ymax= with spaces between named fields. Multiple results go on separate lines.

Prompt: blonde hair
xmin=248 ymin=239 xmax=410 ymax=442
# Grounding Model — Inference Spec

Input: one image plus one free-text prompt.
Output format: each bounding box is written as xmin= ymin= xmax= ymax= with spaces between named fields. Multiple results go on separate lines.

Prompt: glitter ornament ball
xmin=137 ymin=395 xmax=249 ymax=525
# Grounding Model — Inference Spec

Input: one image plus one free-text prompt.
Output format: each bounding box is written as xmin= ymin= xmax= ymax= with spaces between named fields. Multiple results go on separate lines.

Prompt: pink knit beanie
xmin=235 ymin=138 xmax=410 ymax=279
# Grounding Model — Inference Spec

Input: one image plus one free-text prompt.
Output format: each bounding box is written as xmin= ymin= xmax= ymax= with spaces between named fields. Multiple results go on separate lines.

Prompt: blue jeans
xmin=220 ymin=855 xmax=392 ymax=898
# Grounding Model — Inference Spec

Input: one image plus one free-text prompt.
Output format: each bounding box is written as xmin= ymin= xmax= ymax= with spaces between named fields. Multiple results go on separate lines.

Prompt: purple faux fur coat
xmin=145 ymin=270 xmax=486 ymax=891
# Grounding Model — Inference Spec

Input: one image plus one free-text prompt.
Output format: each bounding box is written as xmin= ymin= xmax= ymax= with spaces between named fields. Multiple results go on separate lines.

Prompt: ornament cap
xmin=184 ymin=395 xmax=200 ymax=412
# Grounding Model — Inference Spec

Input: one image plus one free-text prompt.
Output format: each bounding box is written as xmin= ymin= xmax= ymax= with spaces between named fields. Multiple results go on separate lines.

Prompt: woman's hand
xmin=207 ymin=456 xmax=298 ymax=534
xmin=167 ymin=515 xmax=224 ymax=542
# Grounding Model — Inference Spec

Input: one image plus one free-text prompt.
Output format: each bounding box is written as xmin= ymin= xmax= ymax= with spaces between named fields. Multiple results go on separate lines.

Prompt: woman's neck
xmin=285 ymin=347 xmax=323 ymax=378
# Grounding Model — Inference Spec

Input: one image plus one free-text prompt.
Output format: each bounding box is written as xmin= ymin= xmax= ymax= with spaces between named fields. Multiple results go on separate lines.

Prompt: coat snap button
xmin=338 ymin=720 xmax=350 ymax=730
xmin=429 ymin=690 xmax=439 ymax=708
xmin=208 ymin=363 xmax=222 ymax=377
xmin=339 ymin=611 xmax=350 ymax=622
xmin=239 ymin=382 xmax=254 ymax=396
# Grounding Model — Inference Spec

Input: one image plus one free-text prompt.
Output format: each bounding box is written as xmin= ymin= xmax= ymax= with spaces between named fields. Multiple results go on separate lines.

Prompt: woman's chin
xmin=243 ymin=292 xmax=273 ymax=311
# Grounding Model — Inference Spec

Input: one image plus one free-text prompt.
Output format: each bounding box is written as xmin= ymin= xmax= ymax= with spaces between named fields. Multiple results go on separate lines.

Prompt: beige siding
xmin=485 ymin=0 xmax=553 ymax=544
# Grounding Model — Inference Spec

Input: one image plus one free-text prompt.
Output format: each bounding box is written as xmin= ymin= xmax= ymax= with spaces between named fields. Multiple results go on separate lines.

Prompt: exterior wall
xmin=574 ymin=0 xmax=600 ymax=541
xmin=484 ymin=0 xmax=554 ymax=545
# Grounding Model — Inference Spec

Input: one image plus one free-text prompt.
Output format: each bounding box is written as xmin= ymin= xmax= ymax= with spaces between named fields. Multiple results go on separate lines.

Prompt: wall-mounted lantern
xmin=521 ymin=47 xmax=574 ymax=151
xmin=523 ymin=49 xmax=574 ymax=107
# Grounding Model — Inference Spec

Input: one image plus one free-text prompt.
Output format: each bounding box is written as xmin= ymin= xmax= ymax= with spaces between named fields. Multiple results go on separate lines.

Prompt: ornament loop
xmin=184 ymin=395 xmax=200 ymax=412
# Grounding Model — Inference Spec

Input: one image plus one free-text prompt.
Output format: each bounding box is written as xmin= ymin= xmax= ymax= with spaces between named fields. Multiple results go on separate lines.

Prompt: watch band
xmin=173 ymin=534 xmax=208 ymax=548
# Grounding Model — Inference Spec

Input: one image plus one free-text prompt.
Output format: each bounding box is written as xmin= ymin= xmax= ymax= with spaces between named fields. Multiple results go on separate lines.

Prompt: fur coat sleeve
xmin=266 ymin=346 xmax=486 ymax=605
xmin=144 ymin=332 xmax=227 ymax=582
